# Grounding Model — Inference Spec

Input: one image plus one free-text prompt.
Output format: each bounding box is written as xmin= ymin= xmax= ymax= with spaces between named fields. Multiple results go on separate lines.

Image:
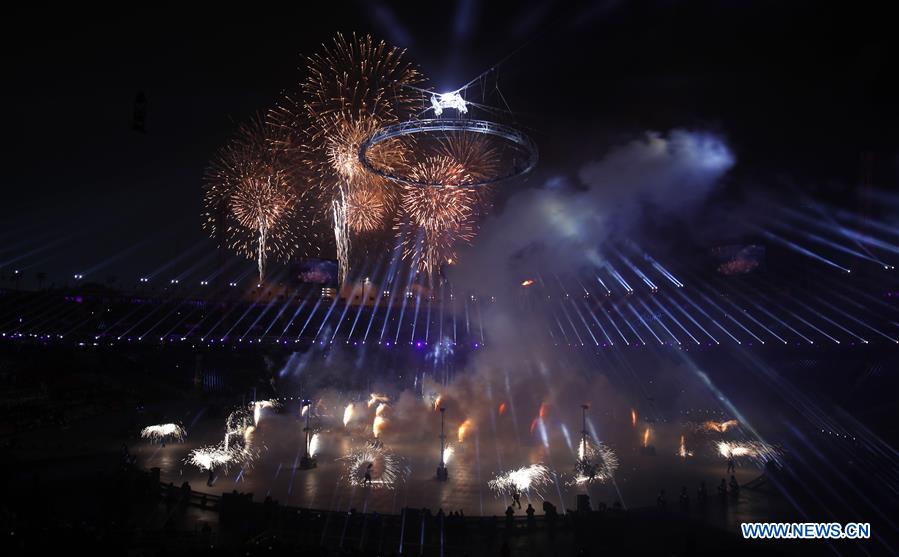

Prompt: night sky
xmin=3 ymin=1 xmax=896 ymax=284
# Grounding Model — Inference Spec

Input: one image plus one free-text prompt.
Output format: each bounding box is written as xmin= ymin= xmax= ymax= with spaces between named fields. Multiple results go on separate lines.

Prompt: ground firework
xmin=140 ymin=423 xmax=186 ymax=443
xmin=340 ymin=441 xmax=408 ymax=489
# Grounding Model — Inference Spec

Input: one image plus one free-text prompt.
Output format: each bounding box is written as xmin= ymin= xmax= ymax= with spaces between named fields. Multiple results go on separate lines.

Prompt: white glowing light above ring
xmin=430 ymin=91 xmax=468 ymax=116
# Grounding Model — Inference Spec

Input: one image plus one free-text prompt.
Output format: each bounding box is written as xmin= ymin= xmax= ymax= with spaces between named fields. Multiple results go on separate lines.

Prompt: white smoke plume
xmin=450 ymin=129 xmax=734 ymax=294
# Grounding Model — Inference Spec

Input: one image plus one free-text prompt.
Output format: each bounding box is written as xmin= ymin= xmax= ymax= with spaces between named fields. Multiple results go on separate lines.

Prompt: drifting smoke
xmin=450 ymin=129 xmax=734 ymax=294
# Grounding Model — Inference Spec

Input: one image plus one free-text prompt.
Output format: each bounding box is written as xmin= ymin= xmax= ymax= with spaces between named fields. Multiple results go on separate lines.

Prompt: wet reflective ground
xmin=137 ymin=397 xmax=780 ymax=526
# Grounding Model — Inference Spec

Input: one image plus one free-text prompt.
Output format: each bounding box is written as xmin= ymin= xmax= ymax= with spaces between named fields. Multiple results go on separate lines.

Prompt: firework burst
xmin=488 ymin=463 xmax=553 ymax=497
xmin=140 ymin=423 xmax=186 ymax=443
xmin=186 ymin=442 xmax=260 ymax=473
xmin=571 ymin=438 xmax=619 ymax=485
xmin=269 ymin=33 xmax=423 ymax=280
xmin=252 ymin=399 xmax=280 ymax=426
xmin=373 ymin=402 xmax=388 ymax=438
xmin=186 ymin=444 xmax=235 ymax=472
xmin=716 ymin=440 xmax=782 ymax=463
xmin=340 ymin=441 xmax=408 ymax=489
xmin=394 ymin=156 xmax=489 ymax=275
xmin=343 ymin=403 xmax=355 ymax=427
xmin=203 ymin=117 xmax=310 ymax=280
xmin=457 ymin=418 xmax=474 ymax=443
xmin=698 ymin=419 xmax=739 ymax=433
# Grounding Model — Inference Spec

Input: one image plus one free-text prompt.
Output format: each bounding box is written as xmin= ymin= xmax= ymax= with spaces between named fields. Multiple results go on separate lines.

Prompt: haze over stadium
xmin=2 ymin=2 xmax=898 ymax=555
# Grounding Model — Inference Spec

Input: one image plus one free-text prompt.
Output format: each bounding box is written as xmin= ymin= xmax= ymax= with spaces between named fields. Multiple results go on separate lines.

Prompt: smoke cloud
xmin=449 ymin=129 xmax=735 ymax=295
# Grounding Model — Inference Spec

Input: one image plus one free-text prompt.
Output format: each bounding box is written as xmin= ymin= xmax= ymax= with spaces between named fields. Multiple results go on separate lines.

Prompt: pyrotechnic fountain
xmin=299 ymin=399 xmax=317 ymax=469
xmin=436 ymin=406 xmax=448 ymax=480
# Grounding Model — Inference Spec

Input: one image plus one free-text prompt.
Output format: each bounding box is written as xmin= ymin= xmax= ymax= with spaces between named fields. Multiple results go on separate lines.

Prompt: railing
xmin=359 ymin=118 xmax=538 ymax=187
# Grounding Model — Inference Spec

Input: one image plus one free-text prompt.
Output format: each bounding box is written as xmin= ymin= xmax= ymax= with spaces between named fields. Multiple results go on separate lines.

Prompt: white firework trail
xmin=339 ymin=441 xmax=409 ymax=489
xmin=185 ymin=442 xmax=260 ymax=472
xmin=186 ymin=444 xmax=234 ymax=471
xmin=488 ymin=463 xmax=553 ymax=497
xmin=309 ymin=433 xmax=321 ymax=458
xmin=678 ymin=435 xmax=693 ymax=459
xmin=140 ymin=423 xmax=186 ymax=443
xmin=252 ymin=399 xmax=280 ymax=426
xmin=716 ymin=440 xmax=782 ymax=463
xmin=373 ymin=402 xmax=388 ymax=438
xmin=332 ymin=188 xmax=350 ymax=285
xmin=570 ymin=439 xmax=619 ymax=485
xmin=343 ymin=403 xmax=355 ymax=427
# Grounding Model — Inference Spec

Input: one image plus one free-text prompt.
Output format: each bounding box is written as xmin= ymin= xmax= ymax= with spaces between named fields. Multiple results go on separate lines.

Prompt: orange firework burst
xmin=438 ymin=132 xmax=502 ymax=184
xmin=458 ymin=418 xmax=473 ymax=443
xmin=268 ymin=33 xmax=423 ymax=277
xmin=395 ymin=156 xmax=488 ymax=275
xmin=203 ymin=116 xmax=311 ymax=280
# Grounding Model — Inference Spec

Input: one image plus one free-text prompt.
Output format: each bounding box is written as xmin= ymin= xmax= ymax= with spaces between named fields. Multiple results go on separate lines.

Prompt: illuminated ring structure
xmin=359 ymin=119 xmax=538 ymax=188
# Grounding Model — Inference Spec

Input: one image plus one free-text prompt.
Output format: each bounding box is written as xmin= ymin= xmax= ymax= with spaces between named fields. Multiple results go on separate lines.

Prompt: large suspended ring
xmin=359 ymin=118 xmax=538 ymax=188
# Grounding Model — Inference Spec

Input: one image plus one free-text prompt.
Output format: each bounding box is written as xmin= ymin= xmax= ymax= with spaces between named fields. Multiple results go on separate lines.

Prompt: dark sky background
xmin=2 ymin=0 xmax=897 ymax=285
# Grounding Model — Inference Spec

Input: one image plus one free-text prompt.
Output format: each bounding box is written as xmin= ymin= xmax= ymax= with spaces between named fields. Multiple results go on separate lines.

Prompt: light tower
xmin=300 ymin=399 xmax=317 ymax=469
xmin=436 ymin=406 xmax=448 ymax=481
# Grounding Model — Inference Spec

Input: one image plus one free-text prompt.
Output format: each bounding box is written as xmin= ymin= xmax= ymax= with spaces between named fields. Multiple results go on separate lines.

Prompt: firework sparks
xmin=224 ymin=409 xmax=251 ymax=451
xmin=631 ymin=408 xmax=637 ymax=427
xmin=253 ymin=399 xmax=279 ymax=426
xmin=643 ymin=427 xmax=651 ymax=448
xmin=368 ymin=393 xmax=390 ymax=408
xmin=269 ymin=33 xmax=423 ymax=279
xmin=140 ymin=423 xmax=186 ymax=443
xmin=488 ymin=464 xmax=553 ymax=497
xmin=186 ymin=444 xmax=234 ymax=472
xmin=442 ymin=444 xmax=455 ymax=465
xmin=332 ymin=189 xmax=350 ymax=284
xmin=701 ymin=419 xmax=739 ymax=433
xmin=395 ymin=155 xmax=489 ymax=275
xmin=373 ymin=402 xmax=388 ymax=438
xmin=340 ymin=442 xmax=408 ymax=489
xmin=203 ymin=117 xmax=308 ymax=281
xmin=530 ymin=403 xmax=549 ymax=434
xmin=186 ymin=442 xmax=259 ymax=473
xmin=498 ymin=402 xmax=507 ymax=416
xmin=678 ymin=435 xmax=693 ymax=458
xmin=717 ymin=441 xmax=782 ymax=463
xmin=309 ymin=433 xmax=321 ymax=458
xmin=438 ymin=132 xmax=502 ymax=183
xmin=458 ymin=418 xmax=473 ymax=443
xmin=343 ymin=403 xmax=355 ymax=427
xmin=433 ymin=394 xmax=442 ymax=411
xmin=571 ymin=439 xmax=619 ymax=485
